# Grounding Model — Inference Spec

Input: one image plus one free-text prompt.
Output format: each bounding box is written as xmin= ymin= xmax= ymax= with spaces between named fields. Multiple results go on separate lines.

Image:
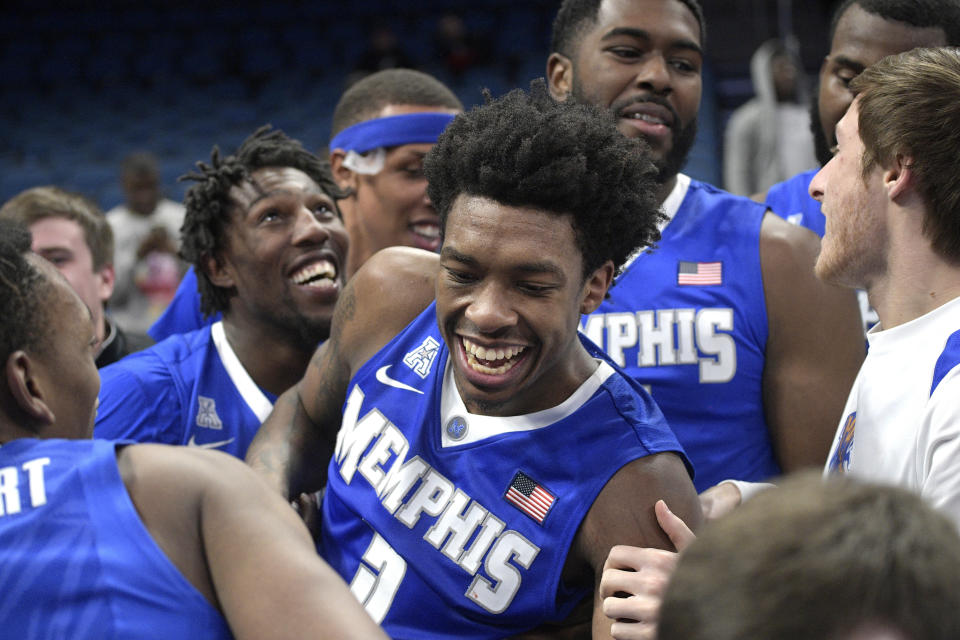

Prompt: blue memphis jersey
xmin=149 ymin=267 xmax=218 ymax=341
xmin=0 ymin=438 xmax=232 ymax=639
xmin=582 ymin=179 xmax=777 ymax=492
xmin=321 ymin=302 xmax=688 ymax=639
xmin=95 ymin=322 xmax=276 ymax=458
xmin=764 ymin=169 xmax=825 ymax=237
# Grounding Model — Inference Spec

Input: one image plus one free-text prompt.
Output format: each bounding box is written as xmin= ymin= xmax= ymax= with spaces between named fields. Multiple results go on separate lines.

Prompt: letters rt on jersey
xmin=581 ymin=307 xmax=737 ymax=383
xmin=333 ymin=384 xmax=541 ymax=619
xmin=0 ymin=457 xmax=51 ymax=517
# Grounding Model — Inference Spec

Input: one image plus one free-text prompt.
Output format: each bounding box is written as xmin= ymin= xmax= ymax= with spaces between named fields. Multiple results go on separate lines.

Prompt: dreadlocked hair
xmin=0 ymin=220 xmax=50 ymax=362
xmin=179 ymin=125 xmax=346 ymax=317
xmin=424 ymin=80 xmax=662 ymax=279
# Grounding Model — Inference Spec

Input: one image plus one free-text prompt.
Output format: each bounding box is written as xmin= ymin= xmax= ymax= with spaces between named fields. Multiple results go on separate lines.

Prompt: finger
xmin=600 ymin=562 xmax=675 ymax=599
xmin=655 ymin=500 xmax=696 ymax=552
xmin=603 ymin=594 xmax=661 ymax=622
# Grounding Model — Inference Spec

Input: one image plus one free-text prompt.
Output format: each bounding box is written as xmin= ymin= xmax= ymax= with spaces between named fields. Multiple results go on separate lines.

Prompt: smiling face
xmin=213 ymin=166 xmax=348 ymax=345
xmin=550 ymin=0 xmax=702 ymax=181
xmin=343 ymin=103 xmax=461 ymax=277
xmin=813 ymin=4 xmax=946 ymax=166
xmin=27 ymin=255 xmax=101 ymax=439
xmin=809 ymin=100 xmax=888 ymax=290
xmin=436 ymin=195 xmax=611 ymax=417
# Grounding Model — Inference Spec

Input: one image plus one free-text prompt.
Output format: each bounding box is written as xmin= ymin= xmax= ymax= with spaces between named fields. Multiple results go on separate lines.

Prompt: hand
xmin=698 ymin=481 xmax=743 ymax=521
xmin=599 ymin=501 xmax=695 ymax=640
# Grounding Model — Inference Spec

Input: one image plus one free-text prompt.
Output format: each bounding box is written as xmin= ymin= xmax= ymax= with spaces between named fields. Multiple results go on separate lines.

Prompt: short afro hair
xmin=829 ymin=0 xmax=960 ymax=48
xmin=0 ymin=220 xmax=51 ymax=362
xmin=551 ymin=0 xmax=706 ymax=59
xmin=424 ymin=81 xmax=662 ymax=279
xmin=331 ymin=69 xmax=463 ymax=140
xmin=179 ymin=125 xmax=346 ymax=317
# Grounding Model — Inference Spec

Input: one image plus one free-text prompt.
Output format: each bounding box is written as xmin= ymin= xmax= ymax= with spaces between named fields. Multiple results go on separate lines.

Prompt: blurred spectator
xmin=723 ymin=39 xmax=817 ymax=196
xmin=106 ymin=152 xmax=186 ymax=333
xmin=350 ymin=22 xmax=416 ymax=85
xmin=433 ymin=13 xmax=489 ymax=79
xmin=0 ymin=186 xmax=152 ymax=367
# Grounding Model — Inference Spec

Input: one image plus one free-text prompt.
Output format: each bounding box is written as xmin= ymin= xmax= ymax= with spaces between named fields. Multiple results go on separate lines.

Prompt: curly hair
xmin=179 ymin=125 xmax=346 ymax=317
xmin=551 ymin=0 xmax=706 ymax=59
xmin=331 ymin=69 xmax=463 ymax=139
xmin=0 ymin=220 xmax=50 ymax=362
xmin=424 ymin=81 xmax=662 ymax=279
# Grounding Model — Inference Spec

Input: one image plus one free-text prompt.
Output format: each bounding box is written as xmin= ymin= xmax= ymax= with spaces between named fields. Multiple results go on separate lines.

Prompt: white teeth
xmin=629 ymin=113 xmax=666 ymax=125
xmin=411 ymin=223 xmax=440 ymax=239
xmin=461 ymin=338 xmax=526 ymax=374
xmin=291 ymin=260 xmax=336 ymax=285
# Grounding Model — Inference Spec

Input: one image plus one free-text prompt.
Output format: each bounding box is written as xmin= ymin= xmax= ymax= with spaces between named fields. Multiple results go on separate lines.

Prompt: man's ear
xmin=329 ymin=149 xmax=359 ymax=195
xmin=97 ymin=263 xmax=116 ymax=304
xmin=204 ymin=253 xmax=234 ymax=290
xmin=547 ymin=53 xmax=574 ymax=101
xmin=5 ymin=351 xmax=55 ymax=430
xmin=580 ymin=260 xmax=615 ymax=315
xmin=885 ymin=153 xmax=915 ymax=202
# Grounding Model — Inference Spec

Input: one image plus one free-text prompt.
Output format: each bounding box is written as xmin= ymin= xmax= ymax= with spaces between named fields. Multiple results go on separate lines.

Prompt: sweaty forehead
xmin=229 ymin=166 xmax=325 ymax=208
xmin=831 ymin=5 xmax=946 ymax=67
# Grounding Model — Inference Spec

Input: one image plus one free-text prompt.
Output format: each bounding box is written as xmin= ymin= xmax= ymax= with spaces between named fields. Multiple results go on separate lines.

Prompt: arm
xmin=568 ymin=452 xmax=700 ymax=640
xmin=120 ymin=444 xmax=388 ymax=640
xmin=599 ymin=502 xmax=695 ymax=640
xmin=246 ymin=247 xmax=439 ymax=498
xmin=759 ymin=213 xmax=865 ymax=470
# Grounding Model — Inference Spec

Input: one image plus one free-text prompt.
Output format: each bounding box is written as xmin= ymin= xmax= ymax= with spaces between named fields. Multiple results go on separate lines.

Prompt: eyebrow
xmin=601 ymin=27 xmax=703 ymax=57
xmin=829 ymin=54 xmax=865 ymax=74
xmin=245 ymin=186 xmax=328 ymax=208
xmin=441 ymin=247 xmax=567 ymax=281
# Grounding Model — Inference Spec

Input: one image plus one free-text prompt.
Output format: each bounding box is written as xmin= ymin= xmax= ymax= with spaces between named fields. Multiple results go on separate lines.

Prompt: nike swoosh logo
xmin=376 ymin=365 xmax=424 ymax=394
xmin=187 ymin=435 xmax=236 ymax=450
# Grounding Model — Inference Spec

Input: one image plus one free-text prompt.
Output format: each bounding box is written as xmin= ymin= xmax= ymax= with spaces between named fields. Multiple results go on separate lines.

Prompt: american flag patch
xmin=505 ymin=471 xmax=555 ymax=524
xmin=677 ymin=261 xmax=722 ymax=285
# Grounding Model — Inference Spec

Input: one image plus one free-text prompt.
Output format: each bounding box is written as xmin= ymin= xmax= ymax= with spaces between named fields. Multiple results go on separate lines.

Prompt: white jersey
xmin=826 ymin=295 xmax=960 ymax=527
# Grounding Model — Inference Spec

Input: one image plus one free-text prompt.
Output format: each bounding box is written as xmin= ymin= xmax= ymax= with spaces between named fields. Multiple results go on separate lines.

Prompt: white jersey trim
xmin=210 ymin=321 xmax=274 ymax=422
xmin=440 ymin=358 xmax=615 ymax=448
xmin=620 ymin=173 xmax=691 ymax=272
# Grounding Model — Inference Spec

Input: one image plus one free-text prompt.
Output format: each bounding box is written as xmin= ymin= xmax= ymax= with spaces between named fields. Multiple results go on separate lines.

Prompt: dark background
xmin=0 ymin=0 xmax=841 ymax=209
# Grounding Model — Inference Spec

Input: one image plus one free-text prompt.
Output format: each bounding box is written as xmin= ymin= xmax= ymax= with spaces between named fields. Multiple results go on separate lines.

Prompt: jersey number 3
xmin=350 ymin=533 xmax=406 ymax=623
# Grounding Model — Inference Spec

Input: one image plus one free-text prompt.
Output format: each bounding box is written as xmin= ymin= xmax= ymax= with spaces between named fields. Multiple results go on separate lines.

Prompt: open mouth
xmin=462 ymin=337 xmax=527 ymax=375
xmin=410 ymin=221 xmax=442 ymax=251
xmin=290 ymin=259 xmax=337 ymax=286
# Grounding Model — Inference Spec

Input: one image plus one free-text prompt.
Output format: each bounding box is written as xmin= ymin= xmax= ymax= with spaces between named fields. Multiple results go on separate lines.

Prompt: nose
xmin=464 ymin=282 xmax=517 ymax=334
xmin=809 ymin=166 xmax=826 ymax=203
xmin=635 ymin=54 xmax=672 ymax=95
xmin=292 ymin=205 xmax=332 ymax=245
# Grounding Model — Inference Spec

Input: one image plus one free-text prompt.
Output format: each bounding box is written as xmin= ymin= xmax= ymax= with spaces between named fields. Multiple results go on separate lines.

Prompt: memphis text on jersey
xmin=581 ymin=307 xmax=736 ymax=383
xmin=333 ymin=384 xmax=541 ymax=618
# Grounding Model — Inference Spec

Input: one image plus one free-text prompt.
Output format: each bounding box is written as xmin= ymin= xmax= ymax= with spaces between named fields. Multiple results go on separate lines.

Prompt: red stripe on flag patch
xmin=677 ymin=261 xmax=722 ymax=285
xmin=505 ymin=471 xmax=556 ymax=524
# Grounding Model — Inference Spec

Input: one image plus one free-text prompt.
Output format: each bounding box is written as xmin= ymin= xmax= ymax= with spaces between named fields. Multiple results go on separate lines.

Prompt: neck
xmin=867 ymin=207 xmax=960 ymax=329
xmin=656 ymin=173 xmax=678 ymax=207
xmin=220 ymin=314 xmax=320 ymax=396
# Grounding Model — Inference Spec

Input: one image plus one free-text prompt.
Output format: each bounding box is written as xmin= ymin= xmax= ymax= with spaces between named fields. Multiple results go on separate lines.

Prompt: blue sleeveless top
xmin=0 ymin=438 xmax=232 ymax=639
xmin=320 ymin=303 xmax=688 ymax=638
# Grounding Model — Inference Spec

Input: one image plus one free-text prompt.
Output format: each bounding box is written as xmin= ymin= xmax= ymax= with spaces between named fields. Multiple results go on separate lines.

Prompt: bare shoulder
xmin=760 ymin=211 xmax=820 ymax=265
xmin=574 ymin=452 xmax=700 ymax=573
xmin=750 ymin=188 xmax=769 ymax=204
xmin=334 ymin=247 xmax=438 ymax=368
